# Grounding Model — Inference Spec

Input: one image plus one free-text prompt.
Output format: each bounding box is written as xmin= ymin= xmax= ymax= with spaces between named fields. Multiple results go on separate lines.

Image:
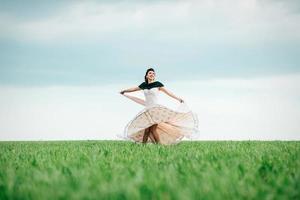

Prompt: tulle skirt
xmin=123 ymin=102 xmax=199 ymax=145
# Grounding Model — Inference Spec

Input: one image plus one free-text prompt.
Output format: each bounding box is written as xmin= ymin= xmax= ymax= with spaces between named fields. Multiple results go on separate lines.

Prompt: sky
xmin=0 ymin=0 xmax=299 ymax=140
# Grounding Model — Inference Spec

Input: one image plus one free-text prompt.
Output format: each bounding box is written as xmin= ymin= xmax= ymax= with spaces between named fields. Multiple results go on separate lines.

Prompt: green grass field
xmin=0 ymin=141 xmax=299 ymax=199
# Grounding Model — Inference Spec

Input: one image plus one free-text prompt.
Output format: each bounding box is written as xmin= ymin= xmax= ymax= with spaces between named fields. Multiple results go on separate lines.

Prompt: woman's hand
xmin=179 ymin=98 xmax=184 ymax=103
xmin=120 ymin=90 xmax=126 ymax=95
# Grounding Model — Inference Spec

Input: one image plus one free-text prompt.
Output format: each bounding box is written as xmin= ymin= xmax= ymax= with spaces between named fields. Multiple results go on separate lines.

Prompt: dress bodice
xmin=143 ymin=87 xmax=160 ymax=108
xmin=138 ymin=81 xmax=164 ymax=108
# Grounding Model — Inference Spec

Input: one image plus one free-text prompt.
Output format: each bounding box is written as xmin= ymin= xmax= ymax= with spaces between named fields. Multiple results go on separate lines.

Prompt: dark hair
xmin=144 ymin=68 xmax=155 ymax=84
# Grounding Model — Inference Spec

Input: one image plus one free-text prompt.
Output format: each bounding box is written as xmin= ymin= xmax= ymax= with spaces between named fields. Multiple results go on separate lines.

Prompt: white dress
xmin=122 ymin=81 xmax=199 ymax=145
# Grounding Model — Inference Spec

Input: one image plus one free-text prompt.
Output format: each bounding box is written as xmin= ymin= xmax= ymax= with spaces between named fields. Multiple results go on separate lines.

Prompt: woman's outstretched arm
xmin=159 ymin=87 xmax=184 ymax=103
xmin=120 ymin=86 xmax=145 ymax=106
xmin=120 ymin=86 xmax=141 ymax=94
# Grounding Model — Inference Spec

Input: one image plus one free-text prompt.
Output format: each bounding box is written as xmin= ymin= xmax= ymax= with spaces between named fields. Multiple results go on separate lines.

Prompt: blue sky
xmin=1 ymin=0 xmax=299 ymax=86
xmin=0 ymin=0 xmax=299 ymax=140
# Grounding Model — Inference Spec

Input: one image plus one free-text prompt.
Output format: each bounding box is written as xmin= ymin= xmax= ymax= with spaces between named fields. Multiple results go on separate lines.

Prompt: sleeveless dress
xmin=122 ymin=81 xmax=200 ymax=145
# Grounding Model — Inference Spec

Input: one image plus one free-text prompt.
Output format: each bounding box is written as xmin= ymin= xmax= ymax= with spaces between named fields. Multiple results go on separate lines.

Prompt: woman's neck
xmin=147 ymin=79 xmax=155 ymax=84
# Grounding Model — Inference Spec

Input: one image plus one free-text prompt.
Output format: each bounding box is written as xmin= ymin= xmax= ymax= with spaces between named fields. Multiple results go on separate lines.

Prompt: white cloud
xmin=0 ymin=73 xmax=299 ymax=141
xmin=1 ymin=0 xmax=299 ymax=44
xmin=166 ymin=73 xmax=300 ymax=140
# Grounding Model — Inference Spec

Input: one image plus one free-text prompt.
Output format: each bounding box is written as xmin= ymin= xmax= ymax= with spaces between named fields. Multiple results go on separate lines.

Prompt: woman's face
xmin=146 ymin=70 xmax=156 ymax=81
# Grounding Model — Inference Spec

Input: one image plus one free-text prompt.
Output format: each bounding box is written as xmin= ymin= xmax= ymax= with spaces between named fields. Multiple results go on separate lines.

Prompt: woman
xmin=120 ymin=68 xmax=199 ymax=145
